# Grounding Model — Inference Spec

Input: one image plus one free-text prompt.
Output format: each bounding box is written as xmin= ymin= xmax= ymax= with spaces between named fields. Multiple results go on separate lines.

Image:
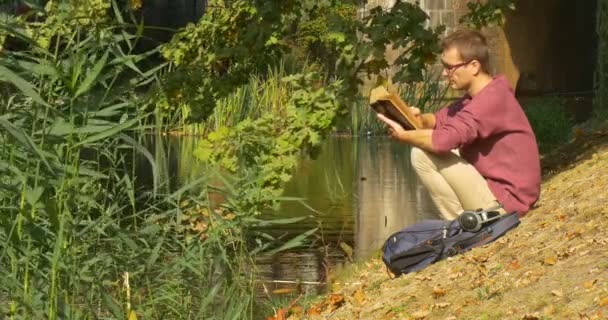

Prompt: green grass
xmin=0 ymin=5 xmax=271 ymax=319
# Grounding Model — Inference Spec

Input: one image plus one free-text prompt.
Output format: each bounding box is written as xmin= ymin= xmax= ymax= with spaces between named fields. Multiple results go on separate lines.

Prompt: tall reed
xmin=349 ymin=70 xmax=448 ymax=135
xmin=0 ymin=3 xmax=268 ymax=319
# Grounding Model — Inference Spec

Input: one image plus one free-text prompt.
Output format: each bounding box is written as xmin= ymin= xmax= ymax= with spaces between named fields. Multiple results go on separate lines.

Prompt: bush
xmin=521 ymin=96 xmax=574 ymax=153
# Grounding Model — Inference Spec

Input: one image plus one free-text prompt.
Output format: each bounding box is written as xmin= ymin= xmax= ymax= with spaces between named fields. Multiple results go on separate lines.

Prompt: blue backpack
xmin=382 ymin=209 xmax=520 ymax=277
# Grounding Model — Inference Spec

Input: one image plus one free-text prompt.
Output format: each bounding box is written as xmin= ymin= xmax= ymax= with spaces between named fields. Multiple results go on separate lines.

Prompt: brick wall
xmin=362 ymin=0 xmax=520 ymax=92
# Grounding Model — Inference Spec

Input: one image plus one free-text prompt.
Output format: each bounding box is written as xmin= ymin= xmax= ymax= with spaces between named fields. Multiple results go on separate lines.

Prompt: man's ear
xmin=470 ymin=60 xmax=482 ymax=76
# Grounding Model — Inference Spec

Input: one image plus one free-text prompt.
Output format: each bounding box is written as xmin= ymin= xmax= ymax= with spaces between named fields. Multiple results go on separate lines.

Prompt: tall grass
xmin=349 ymin=71 xmax=448 ymax=135
xmin=180 ymin=65 xmax=297 ymax=136
xmin=0 ymin=5 xmax=275 ymax=319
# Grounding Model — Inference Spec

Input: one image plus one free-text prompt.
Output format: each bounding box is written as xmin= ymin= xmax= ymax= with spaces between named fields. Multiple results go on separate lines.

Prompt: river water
xmin=141 ymin=135 xmax=440 ymax=296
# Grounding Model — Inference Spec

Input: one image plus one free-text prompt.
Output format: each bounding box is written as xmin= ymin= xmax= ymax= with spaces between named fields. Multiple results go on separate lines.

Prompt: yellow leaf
xmin=551 ymin=289 xmax=563 ymax=297
xmin=543 ymin=256 xmax=557 ymax=266
xmin=599 ymin=297 xmax=608 ymax=307
xmin=584 ymin=280 xmax=597 ymax=289
xmin=192 ymin=221 xmax=208 ymax=233
xmin=353 ymin=287 xmax=365 ymax=306
xmin=127 ymin=310 xmax=138 ymax=320
xmin=433 ymin=286 xmax=446 ymax=298
xmin=224 ymin=213 xmax=236 ymax=220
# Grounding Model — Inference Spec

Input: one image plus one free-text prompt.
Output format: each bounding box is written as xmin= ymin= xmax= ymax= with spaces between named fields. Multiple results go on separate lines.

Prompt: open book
xmin=369 ymin=86 xmax=422 ymax=130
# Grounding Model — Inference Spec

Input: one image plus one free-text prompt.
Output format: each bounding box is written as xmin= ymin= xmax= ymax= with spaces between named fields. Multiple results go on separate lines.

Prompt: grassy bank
xmin=268 ymin=123 xmax=608 ymax=319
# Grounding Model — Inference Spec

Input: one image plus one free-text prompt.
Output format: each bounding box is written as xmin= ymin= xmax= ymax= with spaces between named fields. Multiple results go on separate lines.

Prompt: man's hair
xmin=441 ymin=29 xmax=490 ymax=73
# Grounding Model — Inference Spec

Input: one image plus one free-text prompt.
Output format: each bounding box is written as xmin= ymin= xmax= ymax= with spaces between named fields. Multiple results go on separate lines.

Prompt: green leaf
xmin=242 ymin=216 xmax=306 ymax=227
xmin=25 ymin=186 xmax=44 ymax=206
xmin=266 ymin=227 xmax=318 ymax=255
xmin=74 ymin=50 xmax=110 ymax=98
xmin=0 ymin=65 xmax=50 ymax=107
xmin=73 ymin=117 xmax=138 ymax=147
xmin=0 ymin=116 xmax=53 ymax=172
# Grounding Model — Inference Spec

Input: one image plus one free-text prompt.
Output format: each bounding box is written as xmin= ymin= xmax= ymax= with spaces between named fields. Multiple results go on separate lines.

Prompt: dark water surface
xmin=140 ymin=136 xmax=440 ymax=296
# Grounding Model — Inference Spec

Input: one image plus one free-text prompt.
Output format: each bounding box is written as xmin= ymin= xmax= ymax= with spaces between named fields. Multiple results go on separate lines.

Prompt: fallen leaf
xmin=521 ymin=312 xmax=540 ymax=319
xmin=353 ymin=287 xmax=365 ymax=306
xmin=306 ymin=305 xmax=322 ymax=316
xmin=224 ymin=213 xmax=237 ymax=220
xmin=584 ymin=280 xmax=597 ymax=289
xmin=509 ymin=260 xmax=521 ymax=270
xmin=433 ymin=286 xmax=446 ymax=298
xmin=435 ymin=302 xmax=451 ymax=308
xmin=599 ymin=297 xmax=608 ymax=307
xmin=414 ymin=275 xmax=432 ymax=281
xmin=551 ymin=289 xmax=563 ymax=297
xmin=543 ymin=256 xmax=557 ymax=266
xmin=411 ymin=310 xmax=429 ymax=319
xmin=326 ymin=294 xmax=344 ymax=312
xmin=266 ymin=308 xmax=287 ymax=320
xmin=192 ymin=221 xmax=208 ymax=232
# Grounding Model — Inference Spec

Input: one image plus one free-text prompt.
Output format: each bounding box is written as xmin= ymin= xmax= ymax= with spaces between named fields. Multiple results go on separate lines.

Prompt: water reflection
xmin=355 ymin=137 xmax=439 ymax=258
xmin=138 ymin=135 xmax=440 ymax=296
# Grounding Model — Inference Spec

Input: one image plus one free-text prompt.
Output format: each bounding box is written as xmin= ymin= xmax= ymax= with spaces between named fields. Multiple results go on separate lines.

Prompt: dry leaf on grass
xmin=266 ymin=308 xmax=287 ymax=320
xmin=521 ymin=312 xmax=540 ymax=319
xmin=432 ymin=286 xmax=446 ymax=298
xmin=326 ymin=294 xmax=345 ymax=313
xmin=411 ymin=309 xmax=429 ymax=319
xmin=599 ymin=296 xmax=608 ymax=307
xmin=306 ymin=305 xmax=323 ymax=317
xmin=584 ymin=279 xmax=598 ymax=289
xmin=414 ymin=275 xmax=432 ymax=281
xmin=543 ymin=256 xmax=557 ymax=265
xmin=551 ymin=289 xmax=564 ymax=297
xmin=353 ymin=287 xmax=365 ymax=306
xmin=509 ymin=260 xmax=521 ymax=270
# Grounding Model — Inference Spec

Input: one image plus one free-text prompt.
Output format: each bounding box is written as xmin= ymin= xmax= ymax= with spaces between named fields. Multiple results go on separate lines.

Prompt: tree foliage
xmin=459 ymin=0 xmax=516 ymax=29
xmin=157 ymin=0 xmax=444 ymax=122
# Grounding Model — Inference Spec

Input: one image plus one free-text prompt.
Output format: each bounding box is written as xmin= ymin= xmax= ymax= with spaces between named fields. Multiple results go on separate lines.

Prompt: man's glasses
xmin=442 ymin=61 xmax=471 ymax=73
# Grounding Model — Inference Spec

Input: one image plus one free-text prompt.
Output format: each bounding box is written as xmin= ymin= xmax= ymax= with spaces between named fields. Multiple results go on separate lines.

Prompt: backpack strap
xmin=444 ymin=212 xmax=521 ymax=256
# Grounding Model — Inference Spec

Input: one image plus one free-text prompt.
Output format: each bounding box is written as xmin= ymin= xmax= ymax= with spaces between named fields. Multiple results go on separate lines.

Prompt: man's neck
xmin=467 ymin=73 xmax=493 ymax=97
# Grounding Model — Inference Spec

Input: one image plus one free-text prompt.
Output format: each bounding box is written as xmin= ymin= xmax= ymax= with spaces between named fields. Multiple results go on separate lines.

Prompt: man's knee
xmin=410 ymin=147 xmax=434 ymax=172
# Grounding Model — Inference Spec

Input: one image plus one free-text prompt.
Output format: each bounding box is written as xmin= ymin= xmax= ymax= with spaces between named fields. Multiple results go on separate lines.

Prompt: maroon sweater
xmin=431 ymin=75 xmax=540 ymax=215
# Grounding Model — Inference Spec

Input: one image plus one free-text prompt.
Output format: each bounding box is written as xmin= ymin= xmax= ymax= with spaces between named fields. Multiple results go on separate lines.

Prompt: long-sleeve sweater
xmin=431 ymin=75 xmax=541 ymax=215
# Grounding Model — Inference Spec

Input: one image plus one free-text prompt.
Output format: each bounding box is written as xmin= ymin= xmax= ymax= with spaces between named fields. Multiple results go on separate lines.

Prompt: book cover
xmin=369 ymin=86 xmax=422 ymax=130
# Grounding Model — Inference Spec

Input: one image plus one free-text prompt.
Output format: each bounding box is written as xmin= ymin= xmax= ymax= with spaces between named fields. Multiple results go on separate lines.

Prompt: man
xmin=377 ymin=29 xmax=540 ymax=220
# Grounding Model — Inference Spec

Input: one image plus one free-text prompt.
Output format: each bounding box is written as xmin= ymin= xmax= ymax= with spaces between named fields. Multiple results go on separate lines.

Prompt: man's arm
xmin=377 ymin=114 xmax=436 ymax=152
xmin=408 ymin=107 xmax=436 ymax=129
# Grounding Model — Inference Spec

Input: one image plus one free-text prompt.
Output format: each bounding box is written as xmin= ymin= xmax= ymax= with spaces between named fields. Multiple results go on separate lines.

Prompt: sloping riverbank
xmin=297 ymin=128 xmax=608 ymax=319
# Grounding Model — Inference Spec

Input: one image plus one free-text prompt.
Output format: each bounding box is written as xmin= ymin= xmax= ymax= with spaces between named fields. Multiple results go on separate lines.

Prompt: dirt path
xmin=286 ymin=129 xmax=608 ymax=320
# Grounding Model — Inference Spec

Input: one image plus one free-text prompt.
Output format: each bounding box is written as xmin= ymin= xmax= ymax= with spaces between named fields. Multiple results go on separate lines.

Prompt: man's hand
xmin=377 ymin=113 xmax=408 ymax=142
xmin=377 ymin=112 xmax=436 ymax=152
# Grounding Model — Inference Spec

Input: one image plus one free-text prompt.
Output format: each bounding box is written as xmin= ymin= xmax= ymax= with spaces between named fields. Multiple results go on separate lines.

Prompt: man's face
xmin=441 ymin=46 xmax=472 ymax=91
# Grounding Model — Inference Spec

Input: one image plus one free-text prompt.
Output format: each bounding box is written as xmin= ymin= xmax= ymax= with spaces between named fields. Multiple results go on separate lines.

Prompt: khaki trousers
xmin=411 ymin=147 xmax=504 ymax=220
